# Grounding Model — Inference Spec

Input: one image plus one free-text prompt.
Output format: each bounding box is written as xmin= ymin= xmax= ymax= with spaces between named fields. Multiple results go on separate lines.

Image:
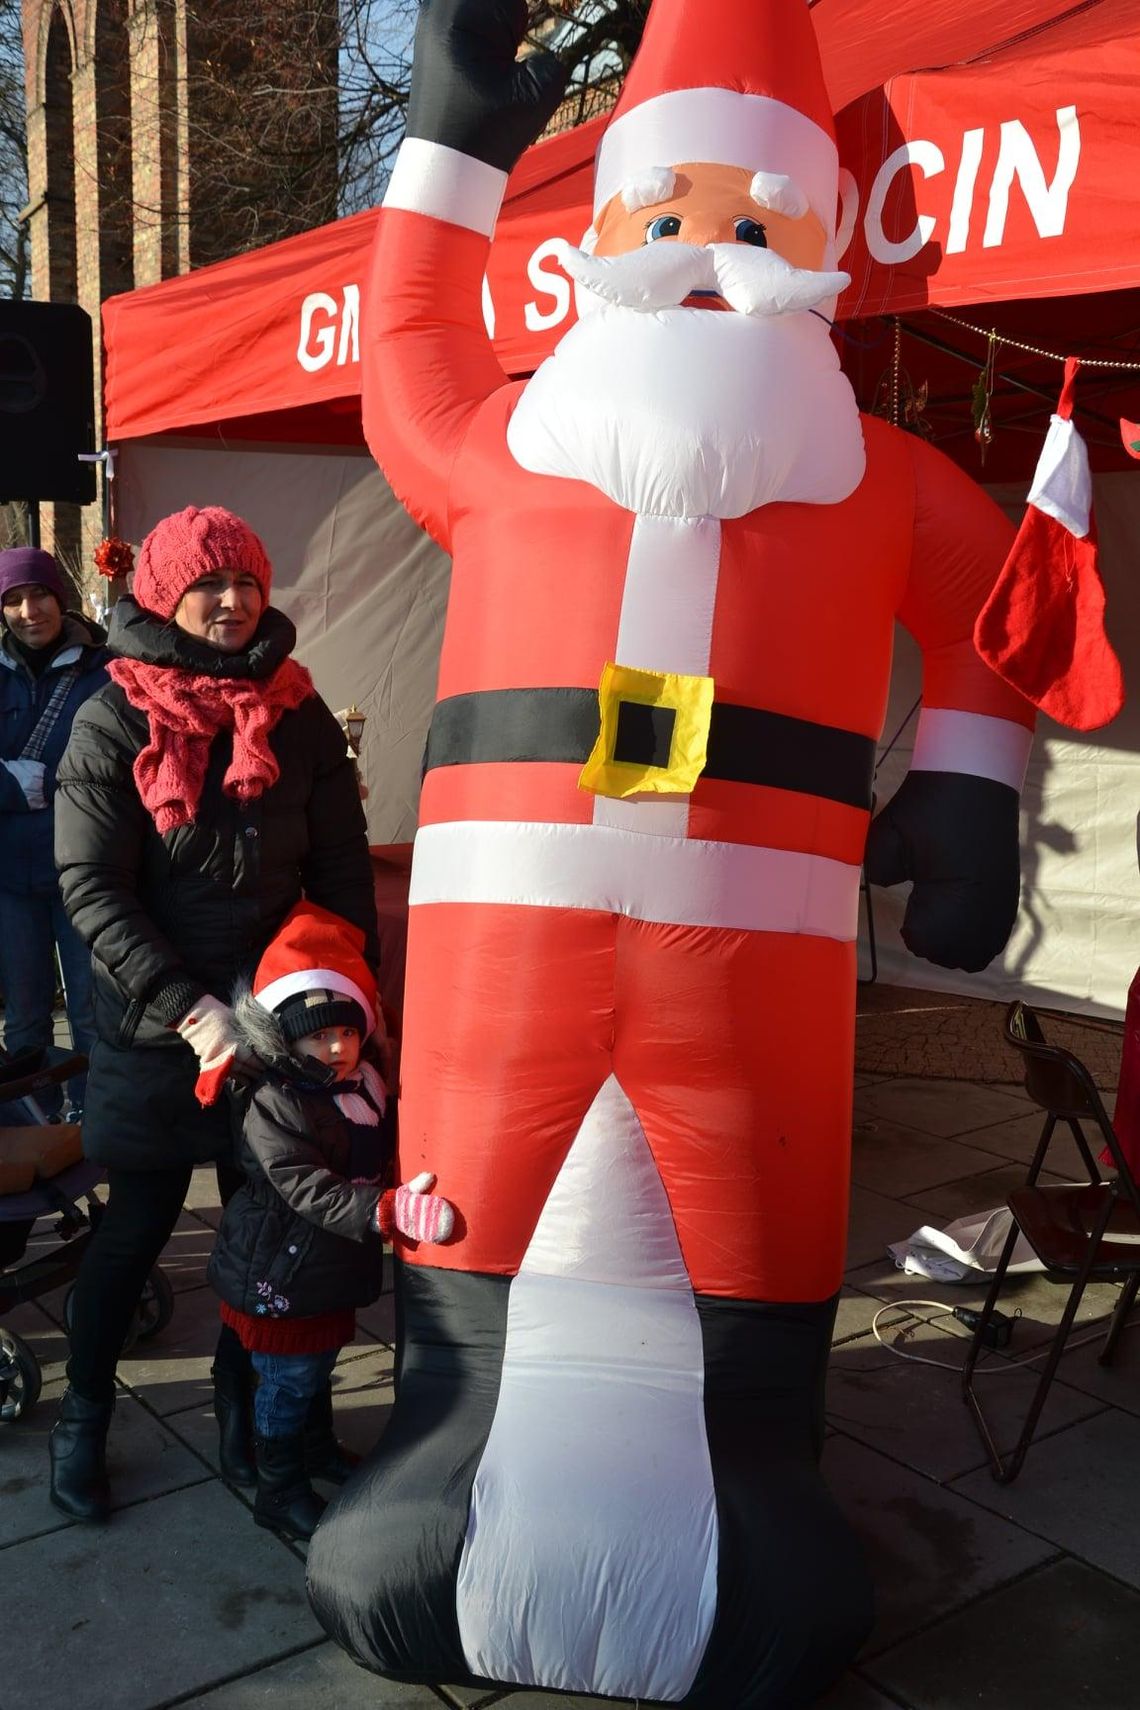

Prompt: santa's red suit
xmin=309 ymin=4 xmax=1034 ymax=1706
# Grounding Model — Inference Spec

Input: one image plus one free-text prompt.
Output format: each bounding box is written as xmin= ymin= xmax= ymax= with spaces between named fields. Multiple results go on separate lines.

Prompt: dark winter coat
xmin=0 ymin=614 xmax=110 ymax=894
xmin=207 ymin=996 xmax=391 ymax=1322
xmin=53 ymin=599 xmax=380 ymax=1170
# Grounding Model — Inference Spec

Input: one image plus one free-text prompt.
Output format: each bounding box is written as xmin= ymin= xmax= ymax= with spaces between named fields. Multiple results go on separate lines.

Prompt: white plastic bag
xmin=888 ymin=1206 xmax=1045 ymax=1283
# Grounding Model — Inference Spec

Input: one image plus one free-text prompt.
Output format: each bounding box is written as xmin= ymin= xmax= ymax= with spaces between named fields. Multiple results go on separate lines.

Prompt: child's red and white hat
xmin=253 ymin=902 xmax=378 ymax=1044
xmin=593 ymin=0 xmax=838 ymax=236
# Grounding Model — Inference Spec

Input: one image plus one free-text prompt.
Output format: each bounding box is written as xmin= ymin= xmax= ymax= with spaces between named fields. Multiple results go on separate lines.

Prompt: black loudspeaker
xmin=0 ymin=300 xmax=97 ymax=505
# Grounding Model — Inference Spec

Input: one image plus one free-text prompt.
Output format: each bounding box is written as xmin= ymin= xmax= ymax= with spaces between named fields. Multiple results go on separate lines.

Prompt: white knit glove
xmin=3 ymin=759 xmax=46 ymax=809
xmin=377 ymin=1172 xmax=455 ymax=1244
xmin=174 ymin=994 xmax=258 ymax=1106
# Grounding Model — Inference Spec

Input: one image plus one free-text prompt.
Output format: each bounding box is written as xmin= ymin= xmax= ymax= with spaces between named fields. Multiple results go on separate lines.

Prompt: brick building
xmin=20 ymin=0 xmax=338 ymax=566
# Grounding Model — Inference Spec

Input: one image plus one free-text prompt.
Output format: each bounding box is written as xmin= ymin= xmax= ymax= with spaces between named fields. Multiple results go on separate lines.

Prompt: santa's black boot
xmin=49 ymin=1390 xmax=114 ymax=1523
xmin=253 ymin=1434 xmax=327 ymax=1541
xmin=304 ymin=1382 xmax=358 ymax=1486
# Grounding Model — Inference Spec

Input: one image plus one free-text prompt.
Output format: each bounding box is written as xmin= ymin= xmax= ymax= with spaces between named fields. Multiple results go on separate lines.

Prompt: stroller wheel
xmin=0 ymin=1328 xmax=43 ymax=1422
xmin=64 ymin=1269 xmax=175 ymax=1354
xmin=131 ymin=1267 xmax=175 ymax=1342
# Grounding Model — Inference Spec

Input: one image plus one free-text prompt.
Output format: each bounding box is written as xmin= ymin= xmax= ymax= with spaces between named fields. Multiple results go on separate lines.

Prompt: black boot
xmin=253 ymin=1434 xmax=327 ymax=1542
xmin=212 ymin=1361 xmax=256 ymax=1487
xmin=304 ymin=1382 xmax=358 ymax=1486
xmin=49 ymin=1389 xmax=113 ymax=1523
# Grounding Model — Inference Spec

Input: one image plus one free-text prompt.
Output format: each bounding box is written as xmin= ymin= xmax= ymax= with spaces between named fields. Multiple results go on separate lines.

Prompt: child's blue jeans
xmin=251 ymin=1348 xmax=340 ymax=1439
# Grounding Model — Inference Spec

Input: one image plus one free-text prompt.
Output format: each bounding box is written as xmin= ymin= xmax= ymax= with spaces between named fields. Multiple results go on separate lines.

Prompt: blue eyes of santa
xmin=643 ymin=214 xmax=769 ymax=246
xmin=734 ymin=218 xmax=768 ymax=247
xmin=645 ymin=214 xmax=683 ymax=242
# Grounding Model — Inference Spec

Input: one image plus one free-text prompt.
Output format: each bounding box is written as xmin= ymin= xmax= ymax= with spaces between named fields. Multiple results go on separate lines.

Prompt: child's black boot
xmin=212 ymin=1325 xmax=256 ymax=1486
xmin=304 ymin=1381 xmax=358 ymax=1485
xmin=253 ymin=1433 xmax=327 ymax=1541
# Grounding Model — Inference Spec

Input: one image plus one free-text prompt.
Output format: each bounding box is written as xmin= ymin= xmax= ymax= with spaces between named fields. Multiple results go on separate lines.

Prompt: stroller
xmin=0 ymin=1047 xmax=174 ymax=1421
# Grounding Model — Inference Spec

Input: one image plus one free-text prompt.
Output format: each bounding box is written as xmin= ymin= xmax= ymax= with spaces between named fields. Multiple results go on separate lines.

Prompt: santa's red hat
xmin=253 ymin=902 xmax=378 ymax=1042
xmin=975 ymin=359 xmax=1125 ymax=732
xmin=593 ymin=0 xmax=837 ymax=235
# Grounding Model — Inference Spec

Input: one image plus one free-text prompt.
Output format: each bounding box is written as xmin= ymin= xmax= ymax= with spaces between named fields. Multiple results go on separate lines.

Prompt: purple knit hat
xmin=0 ymin=547 xmax=69 ymax=608
xmin=134 ymin=506 xmax=273 ymax=620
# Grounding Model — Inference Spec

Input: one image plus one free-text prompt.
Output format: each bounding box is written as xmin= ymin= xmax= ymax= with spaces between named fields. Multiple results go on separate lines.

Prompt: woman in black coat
xmin=50 ymin=505 xmax=379 ymax=1522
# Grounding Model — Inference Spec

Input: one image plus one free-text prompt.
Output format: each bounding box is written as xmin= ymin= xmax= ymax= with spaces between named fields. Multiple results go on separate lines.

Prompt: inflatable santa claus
xmin=308 ymin=2 xmax=1035 ymax=1703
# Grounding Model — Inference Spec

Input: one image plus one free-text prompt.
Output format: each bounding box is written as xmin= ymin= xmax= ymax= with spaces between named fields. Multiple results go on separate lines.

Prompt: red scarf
xmin=108 ymin=655 xmax=315 ymax=833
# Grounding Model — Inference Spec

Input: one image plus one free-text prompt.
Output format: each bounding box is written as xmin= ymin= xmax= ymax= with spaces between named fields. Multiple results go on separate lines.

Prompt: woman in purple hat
xmin=0 ymin=547 xmax=109 ymax=1123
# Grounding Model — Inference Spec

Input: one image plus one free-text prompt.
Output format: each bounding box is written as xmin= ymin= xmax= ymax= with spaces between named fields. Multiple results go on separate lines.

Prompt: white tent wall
xmin=114 ymin=441 xmax=451 ymax=845
xmin=115 ymin=441 xmax=1137 ymax=1018
xmin=867 ymin=470 xmax=1140 ymax=1020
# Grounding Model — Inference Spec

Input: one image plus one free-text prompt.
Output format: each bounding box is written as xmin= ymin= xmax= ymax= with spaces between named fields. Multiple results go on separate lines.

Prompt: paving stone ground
xmin=2 ymin=1003 xmax=1137 ymax=1709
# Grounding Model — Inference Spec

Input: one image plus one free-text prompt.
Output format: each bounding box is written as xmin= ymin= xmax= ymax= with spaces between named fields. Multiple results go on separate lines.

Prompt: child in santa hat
xmin=207 ymin=900 xmax=454 ymax=1542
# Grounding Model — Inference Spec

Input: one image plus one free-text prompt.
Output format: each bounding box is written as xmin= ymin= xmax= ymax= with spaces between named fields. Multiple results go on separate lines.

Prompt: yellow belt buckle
xmin=578 ymin=662 xmax=715 ymax=800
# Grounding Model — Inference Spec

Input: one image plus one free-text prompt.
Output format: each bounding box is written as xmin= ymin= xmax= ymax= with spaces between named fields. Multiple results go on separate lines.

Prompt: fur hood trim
xmin=232 ymin=980 xmax=292 ymax=1065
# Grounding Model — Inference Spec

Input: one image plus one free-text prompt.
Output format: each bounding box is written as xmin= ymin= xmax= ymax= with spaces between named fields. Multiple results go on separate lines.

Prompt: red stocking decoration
xmin=975 ymin=358 xmax=1124 ymax=731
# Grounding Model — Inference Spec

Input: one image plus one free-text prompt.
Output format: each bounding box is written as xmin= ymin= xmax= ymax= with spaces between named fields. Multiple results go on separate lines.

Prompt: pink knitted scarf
xmin=108 ymin=655 xmax=315 ymax=833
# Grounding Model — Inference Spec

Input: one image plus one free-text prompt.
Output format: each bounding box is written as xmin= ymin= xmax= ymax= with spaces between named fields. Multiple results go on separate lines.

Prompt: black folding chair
xmin=962 ymin=1000 xmax=1140 ymax=1482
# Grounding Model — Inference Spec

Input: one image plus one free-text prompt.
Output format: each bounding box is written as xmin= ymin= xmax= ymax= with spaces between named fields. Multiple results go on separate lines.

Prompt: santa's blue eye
xmin=734 ymin=217 xmax=768 ymax=247
xmin=645 ymin=214 xmax=683 ymax=243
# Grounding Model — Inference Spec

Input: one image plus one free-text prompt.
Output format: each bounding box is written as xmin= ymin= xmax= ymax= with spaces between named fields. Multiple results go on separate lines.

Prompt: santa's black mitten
xmin=864 ymin=771 xmax=1021 ymax=973
xmin=407 ymin=0 xmax=568 ymax=174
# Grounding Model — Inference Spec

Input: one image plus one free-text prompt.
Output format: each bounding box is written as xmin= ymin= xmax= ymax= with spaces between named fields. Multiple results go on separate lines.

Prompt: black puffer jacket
xmin=207 ymin=997 xmax=391 ymax=1322
xmin=54 ymin=599 xmax=380 ymax=1169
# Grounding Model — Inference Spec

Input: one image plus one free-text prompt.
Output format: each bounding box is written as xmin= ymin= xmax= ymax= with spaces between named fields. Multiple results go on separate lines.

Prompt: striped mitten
xmin=377 ymin=1172 xmax=455 ymax=1244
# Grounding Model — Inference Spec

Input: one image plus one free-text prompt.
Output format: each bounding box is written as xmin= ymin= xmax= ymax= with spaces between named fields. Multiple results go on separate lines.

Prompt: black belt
xmin=424 ymin=688 xmax=874 ymax=811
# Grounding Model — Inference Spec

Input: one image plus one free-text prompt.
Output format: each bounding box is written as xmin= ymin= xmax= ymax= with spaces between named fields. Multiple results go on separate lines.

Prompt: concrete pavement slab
xmin=851 ymin=1119 xmax=1006 ymax=1199
xmin=3 ymin=1385 xmax=210 ymax=1546
xmin=185 ymin=1165 xmax=226 ymax=1228
xmin=952 ymin=1408 xmax=1140 ymax=1588
xmin=177 ymin=1639 xmax=450 ymax=1708
xmin=825 ymin=1318 xmax=1105 ymax=1482
xmin=1051 ymin=1314 xmax=1140 ymax=1416
xmin=844 ymin=1257 xmax=1126 ymax=1352
xmin=3 ymin=1481 xmax=321 ymax=1710
xmin=853 ymin=1080 xmax=1029 ymax=1139
xmin=863 ymin=1557 xmax=1140 ymax=1710
xmin=116 ymin=1282 xmax=222 ymax=1415
xmin=355 ymin=1286 xmax=397 ymax=1346
xmin=824 ymin=1435 xmax=1055 ymax=1656
xmin=435 ymin=1688 xmax=507 ymax=1706
xmin=900 ymin=1160 xmax=1072 ymax=1222
xmin=944 ymin=1106 xmax=1095 ymax=1173
xmin=161 ymin=1342 xmax=395 ymax=1488
xmin=844 ymin=1187 xmax=917 ymax=1271
xmin=815 ymin=1677 xmax=906 ymax=1709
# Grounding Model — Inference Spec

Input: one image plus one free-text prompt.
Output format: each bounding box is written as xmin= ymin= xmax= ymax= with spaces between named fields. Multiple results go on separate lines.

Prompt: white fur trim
xmin=255 ymin=968 xmax=377 ymax=1037
xmin=1027 ymin=414 xmax=1092 ymax=538
xmin=411 ymin=820 xmax=861 ymax=941
xmin=383 ymin=137 xmax=507 ymax=237
xmin=911 ymin=709 xmax=1033 ymax=792
xmin=749 ymin=171 xmax=808 ymax=220
xmin=595 ymin=88 xmax=838 ymax=230
xmin=620 ymin=166 xmax=677 ymax=213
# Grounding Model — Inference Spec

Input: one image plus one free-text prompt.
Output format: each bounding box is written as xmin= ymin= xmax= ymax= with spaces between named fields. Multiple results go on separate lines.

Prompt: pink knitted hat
xmin=134 ymin=506 xmax=272 ymax=619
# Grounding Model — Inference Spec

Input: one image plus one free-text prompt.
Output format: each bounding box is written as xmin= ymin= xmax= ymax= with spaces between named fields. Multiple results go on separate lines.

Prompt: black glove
xmin=863 ymin=771 xmax=1021 ymax=973
xmin=406 ymin=0 xmax=569 ymax=173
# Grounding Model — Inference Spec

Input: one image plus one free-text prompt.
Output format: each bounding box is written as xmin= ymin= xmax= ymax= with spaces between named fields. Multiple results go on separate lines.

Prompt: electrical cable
xmin=863 ymin=1297 xmax=1140 ymax=1375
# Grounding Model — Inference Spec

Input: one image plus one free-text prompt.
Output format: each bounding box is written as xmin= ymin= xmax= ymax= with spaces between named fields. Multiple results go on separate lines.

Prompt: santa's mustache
xmin=562 ymin=240 xmax=850 ymax=318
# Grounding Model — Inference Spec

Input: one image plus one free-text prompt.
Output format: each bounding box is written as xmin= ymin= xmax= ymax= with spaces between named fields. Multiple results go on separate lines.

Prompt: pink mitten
xmin=174 ymin=995 xmax=246 ymax=1106
xmin=377 ymin=1172 xmax=455 ymax=1244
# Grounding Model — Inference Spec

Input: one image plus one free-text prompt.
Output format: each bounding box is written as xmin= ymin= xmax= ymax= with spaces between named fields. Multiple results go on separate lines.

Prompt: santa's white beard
xmin=507 ymin=302 xmax=867 ymax=521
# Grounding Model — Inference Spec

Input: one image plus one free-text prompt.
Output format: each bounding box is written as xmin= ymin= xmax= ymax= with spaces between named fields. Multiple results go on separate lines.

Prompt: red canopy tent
xmin=102 ymin=0 xmax=1140 ymax=1015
